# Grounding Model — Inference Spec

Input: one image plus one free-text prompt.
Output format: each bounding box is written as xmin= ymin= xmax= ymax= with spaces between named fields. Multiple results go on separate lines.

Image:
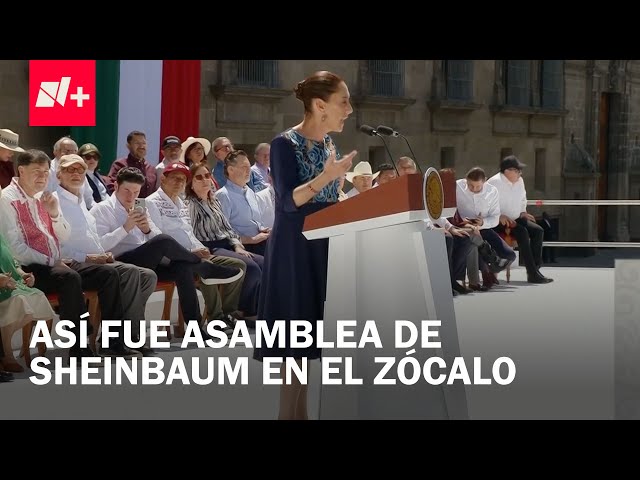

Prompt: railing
xmin=527 ymin=199 xmax=640 ymax=248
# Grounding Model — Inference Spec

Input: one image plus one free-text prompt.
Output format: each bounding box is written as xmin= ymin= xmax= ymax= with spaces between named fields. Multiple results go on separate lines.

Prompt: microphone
xmin=358 ymin=124 xmax=399 ymax=176
xmin=376 ymin=125 xmax=423 ymax=175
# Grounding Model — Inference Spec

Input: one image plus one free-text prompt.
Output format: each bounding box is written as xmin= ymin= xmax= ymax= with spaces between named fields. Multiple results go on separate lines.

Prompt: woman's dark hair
xmin=294 ymin=71 xmax=344 ymax=113
xmin=184 ymin=142 xmax=206 ymax=168
xmin=185 ymin=162 xmax=211 ymax=199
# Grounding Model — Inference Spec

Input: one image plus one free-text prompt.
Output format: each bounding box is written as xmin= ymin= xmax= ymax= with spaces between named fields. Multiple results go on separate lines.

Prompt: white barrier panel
xmin=614 ymin=260 xmax=640 ymax=419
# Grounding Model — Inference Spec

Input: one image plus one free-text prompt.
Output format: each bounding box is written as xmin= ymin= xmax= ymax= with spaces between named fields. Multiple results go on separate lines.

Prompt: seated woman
xmin=185 ymin=163 xmax=263 ymax=321
xmin=0 ymin=232 xmax=55 ymax=373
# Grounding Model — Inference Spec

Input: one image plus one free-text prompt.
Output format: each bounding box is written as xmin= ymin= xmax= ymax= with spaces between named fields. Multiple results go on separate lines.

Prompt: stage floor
xmin=0 ymin=265 xmax=615 ymax=420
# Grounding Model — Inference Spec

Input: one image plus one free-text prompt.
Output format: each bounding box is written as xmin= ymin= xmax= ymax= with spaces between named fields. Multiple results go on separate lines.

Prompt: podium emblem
xmin=422 ymin=167 xmax=444 ymax=221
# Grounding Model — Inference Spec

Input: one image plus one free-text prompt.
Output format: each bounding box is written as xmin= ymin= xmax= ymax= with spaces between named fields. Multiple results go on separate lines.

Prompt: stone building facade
xmin=2 ymin=59 xmax=640 ymax=243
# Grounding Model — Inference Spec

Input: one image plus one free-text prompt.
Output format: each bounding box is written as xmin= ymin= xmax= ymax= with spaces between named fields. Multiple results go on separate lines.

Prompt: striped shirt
xmin=184 ymin=192 xmax=242 ymax=248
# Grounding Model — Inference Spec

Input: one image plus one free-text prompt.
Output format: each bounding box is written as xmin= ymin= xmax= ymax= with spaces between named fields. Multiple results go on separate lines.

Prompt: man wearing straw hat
xmin=0 ymin=129 xmax=25 ymax=189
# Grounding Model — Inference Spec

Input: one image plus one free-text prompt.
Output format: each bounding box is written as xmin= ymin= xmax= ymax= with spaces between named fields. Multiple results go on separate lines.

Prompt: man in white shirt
xmin=55 ymin=154 xmax=158 ymax=356
xmin=255 ymin=182 xmax=275 ymax=229
xmin=0 ymin=150 xmax=100 ymax=360
xmin=47 ymin=136 xmax=95 ymax=209
xmin=91 ymin=166 xmax=243 ymax=339
xmin=345 ymin=161 xmax=378 ymax=198
xmin=487 ymin=156 xmax=552 ymax=284
xmin=155 ymin=135 xmax=182 ymax=188
xmin=456 ymin=167 xmax=516 ymax=286
xmin=147 ymin=162 xmax=245 ymax=330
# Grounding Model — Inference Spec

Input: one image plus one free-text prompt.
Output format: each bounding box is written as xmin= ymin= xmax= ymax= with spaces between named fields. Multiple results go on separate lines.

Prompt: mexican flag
xmin=71 ymin=60 xmax=201 ymax=173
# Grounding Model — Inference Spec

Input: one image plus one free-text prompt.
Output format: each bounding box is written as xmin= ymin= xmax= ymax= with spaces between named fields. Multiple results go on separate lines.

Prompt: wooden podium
xmin=303 ymin=173 xmax=468 ymax=420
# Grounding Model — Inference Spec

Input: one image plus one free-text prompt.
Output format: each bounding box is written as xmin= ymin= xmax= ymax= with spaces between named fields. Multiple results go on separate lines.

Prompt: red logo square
xmin=29 ymin=60 xmax=96 ymax=127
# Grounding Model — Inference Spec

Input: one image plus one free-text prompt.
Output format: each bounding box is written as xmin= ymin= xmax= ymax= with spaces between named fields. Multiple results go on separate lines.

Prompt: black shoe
xmin=0 ymin=371 xmax=14 ymax=383
xmin=468 ymin=283 xmax=489 ymax=292
xmin=527 ymin=273 xmax=553 ymax=284
xmin=453 ymin=282 xmax=473 ymax=295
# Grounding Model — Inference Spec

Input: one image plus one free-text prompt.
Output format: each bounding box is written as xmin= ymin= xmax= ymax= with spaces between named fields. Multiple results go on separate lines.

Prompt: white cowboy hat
xmin=0 ymin=129 xmax=25 ymax=152
xmin=345 ymin=161 xmax=380 ymax=183
xmin=180 ymin=136 xmax=211 ymax=163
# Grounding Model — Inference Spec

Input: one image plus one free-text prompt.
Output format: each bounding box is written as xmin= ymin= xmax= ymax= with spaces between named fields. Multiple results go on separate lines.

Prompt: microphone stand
xmin=398 ymin=133 xmax=423 ymax=175
xmin=375 ymin=133 xmax=399 ymax=176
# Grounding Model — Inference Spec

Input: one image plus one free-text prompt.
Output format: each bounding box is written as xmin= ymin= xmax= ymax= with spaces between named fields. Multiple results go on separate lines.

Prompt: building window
xmin=232 ymin=60 xmax=279 ymax=88
xmin=445 ymin=60 xmax=473 ymax=102
xmin=367 ymin=60 xmax=405 ymax=97
xmin=535 ymin=148 xmax=546 ymax=191
xmin=540 ymin=60 xmax=563 ymax=109
xmin=505 ymin=60 xmax=531 ymax=107
xmin=368 ymin=146 xmax=388 ymax=171
xmin=441 ymin=146 xmax=455 ymax=169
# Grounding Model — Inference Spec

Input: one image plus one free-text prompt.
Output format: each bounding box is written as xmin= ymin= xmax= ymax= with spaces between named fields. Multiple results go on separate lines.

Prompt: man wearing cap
xmin=79 ymin=143 xmax=110 ymax=204
xmin=487 ymin=156 xmax=552 ymax=284
xmin=54 ymin=154 xmax=158 ymax=356
xmin=47 ymin=136 xmax=97 ymax=210
xmin=0 ymin=129 xmax=25 ymax=189
xmin=106 ymin=130 xmax=157 ymax=198
xmin=147 ymin=162 xmax=246 ymax=330
xmin=155 ymin=136 xmax=182 ymax=188
xmin=345 ymin=161 xmax=378 ymax=198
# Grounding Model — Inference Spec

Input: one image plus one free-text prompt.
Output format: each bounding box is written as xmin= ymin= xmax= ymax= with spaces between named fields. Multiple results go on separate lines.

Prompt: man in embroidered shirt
xmin=55 ymin=154 xmax=158 ymax=356
xmin=106 ymin=130 xmax=158 ymax=198
xmin=147 ymin=162 xmax=245 ymax=329
xmin=215 ymin=150 xmax=270 ymax=256
xmin=91 ymin=167 xmax=243 ymax=339
xmin=0 ymin=150 xmax=96 ymax=359
xmin=487 ymin=156 xmax=552 ymax=284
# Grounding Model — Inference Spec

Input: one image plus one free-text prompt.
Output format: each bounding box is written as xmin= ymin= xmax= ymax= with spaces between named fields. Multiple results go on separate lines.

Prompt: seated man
xmin=456 ymin=166 xmax=516 ymax=288
xmin=396 ymin=156 xmax=418 ymax=176
xmin=0 ymin=150 xmax=122 ymax=360
xmin=487 ymin=156 xmax=552 ymax=284
xmin=345 ymin=161 xmax=378 ymax=198
xmin=55 ymin=154 xmax=158 ymax=356
xmin=215 ymin=150 xmax=270 ymax=256
xmin=374 ymin=163 xmax=397 ymax=186
xmin=91 ymin=167 xmax=243 ymax=338
xmin=146 ymin=162 xmax=246 ymax=329
xmin=425 ymin=216 xmax=474 ymax=296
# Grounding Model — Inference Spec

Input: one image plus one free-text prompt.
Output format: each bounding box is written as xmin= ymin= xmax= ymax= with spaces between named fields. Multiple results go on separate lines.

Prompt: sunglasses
xmin=194 ymin=172 xmax=212 ymax=181
xmin=83 ymin=154 xmax=98 ymax=160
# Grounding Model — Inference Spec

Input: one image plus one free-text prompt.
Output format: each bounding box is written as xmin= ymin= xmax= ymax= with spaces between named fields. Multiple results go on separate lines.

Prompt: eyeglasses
xmin=214 ymin=144 xmax=232 ymax=153
xmin=194 ymin=172 xmax=212 ymax=181
xmin=61 ymin=166 xmax=86 ymax=174
xmin=83 ymin=154 xmax=98 ymax=160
